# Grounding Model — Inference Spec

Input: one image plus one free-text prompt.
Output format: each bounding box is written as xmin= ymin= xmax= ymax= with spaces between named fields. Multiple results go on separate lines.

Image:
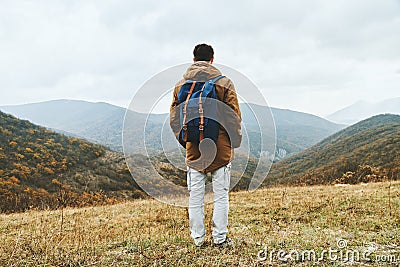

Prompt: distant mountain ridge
xmin=1 ymin=100 xmax=127 ymax=150
xmin=327 ymin=97 xmax=400 ymax=124
xmin=1 ymin=99 xmax=344 ymax=158
xmin=267 ymin=114 xmax=400 ymax=186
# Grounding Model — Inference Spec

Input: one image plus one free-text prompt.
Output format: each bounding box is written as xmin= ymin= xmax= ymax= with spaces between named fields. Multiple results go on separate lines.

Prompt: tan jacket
xmin=170 ymin=62 xmax=242 ymax=173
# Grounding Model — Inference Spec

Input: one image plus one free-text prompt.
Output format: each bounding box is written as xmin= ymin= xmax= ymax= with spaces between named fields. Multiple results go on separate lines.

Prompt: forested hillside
xmin=0 ymin=111 xmax=146 ymax=213
xmin=0 ymin=110 xmax=263 ymax=213
xmin=266 ymin=114 xmax=400 ymax=186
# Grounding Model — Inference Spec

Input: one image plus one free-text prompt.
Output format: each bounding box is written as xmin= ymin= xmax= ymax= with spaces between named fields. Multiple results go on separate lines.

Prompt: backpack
xmin=177 ymin=75 xmax=225 ymax=144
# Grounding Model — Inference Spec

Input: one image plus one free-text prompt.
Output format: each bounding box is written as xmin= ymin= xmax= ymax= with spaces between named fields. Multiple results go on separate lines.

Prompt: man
xmin=170 ymin=44 xmax=242 ymax=247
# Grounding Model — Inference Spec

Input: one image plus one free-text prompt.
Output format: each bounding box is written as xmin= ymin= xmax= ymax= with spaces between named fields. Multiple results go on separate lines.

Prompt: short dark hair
xmin=193 ymin=44 xmax=214 ymax=61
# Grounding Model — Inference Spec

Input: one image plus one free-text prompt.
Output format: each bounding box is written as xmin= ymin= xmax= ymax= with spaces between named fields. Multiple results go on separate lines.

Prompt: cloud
xmin=0 ymin=0 xmax=399 ymax=116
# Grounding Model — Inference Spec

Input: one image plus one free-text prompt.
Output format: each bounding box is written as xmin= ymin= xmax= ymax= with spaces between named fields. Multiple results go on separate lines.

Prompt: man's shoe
xmin=214 ymin=237 xmax=234 ymax=248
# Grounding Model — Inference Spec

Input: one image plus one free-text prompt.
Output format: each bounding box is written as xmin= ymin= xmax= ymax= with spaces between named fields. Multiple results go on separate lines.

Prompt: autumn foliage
xmin=0 ymin=111 xmax=145 ymax=213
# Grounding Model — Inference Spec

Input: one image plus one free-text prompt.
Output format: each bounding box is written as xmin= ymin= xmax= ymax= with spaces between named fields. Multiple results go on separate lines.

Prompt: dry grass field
xmin=1 ymin=181 xmax=399 ymax=266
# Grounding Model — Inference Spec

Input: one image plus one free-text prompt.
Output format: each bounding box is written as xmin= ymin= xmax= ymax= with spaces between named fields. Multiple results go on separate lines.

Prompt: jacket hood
xmin=183 ymin=61 xmax=222 ymax=81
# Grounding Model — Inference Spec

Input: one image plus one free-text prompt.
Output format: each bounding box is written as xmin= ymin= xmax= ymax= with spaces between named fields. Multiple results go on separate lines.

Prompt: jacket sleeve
xmin=222 ymin=80 xmax=242 ymax=148
xmin=170 ymin=86 xmax=186 ymax=148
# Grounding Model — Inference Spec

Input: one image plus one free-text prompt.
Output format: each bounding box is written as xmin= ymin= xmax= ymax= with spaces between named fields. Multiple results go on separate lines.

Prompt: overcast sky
xmin=1 ymin=0 xmax=400 ymax=117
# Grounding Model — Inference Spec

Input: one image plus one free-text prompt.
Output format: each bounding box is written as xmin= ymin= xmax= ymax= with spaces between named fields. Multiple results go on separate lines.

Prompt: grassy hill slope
xmin=1 ymin=181 xmax=399 ymax=266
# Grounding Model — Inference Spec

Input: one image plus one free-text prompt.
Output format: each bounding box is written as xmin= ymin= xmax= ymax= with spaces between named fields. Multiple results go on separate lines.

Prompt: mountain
xmin=0 ymin=111 xmax=150 ymax=213
xmin=1 ymin=100 xmax=344 ymax=158
xmin=326 ymin=97 xmax=400 ymax=124
xmin=266 ymin=114 xmax=400 ymax=186
xmin=0 ymin=100 xmax=128 ymax=151
xmin=241 ymin=104 xmax=345 ymax=158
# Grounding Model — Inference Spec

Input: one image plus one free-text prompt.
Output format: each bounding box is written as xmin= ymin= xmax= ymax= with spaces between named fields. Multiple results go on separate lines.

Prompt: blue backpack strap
xmin=201 ymin=75 xmax=225 ymax=103
xmin=209 ymin=75 xmax=225 ymax=84
xmin=203 ymin=75 xmax=225 ymax=94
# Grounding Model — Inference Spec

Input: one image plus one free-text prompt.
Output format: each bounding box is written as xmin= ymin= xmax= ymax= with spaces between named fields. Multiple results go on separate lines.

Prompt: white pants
xmin=187 ymin=163 xmax=231 ymax=244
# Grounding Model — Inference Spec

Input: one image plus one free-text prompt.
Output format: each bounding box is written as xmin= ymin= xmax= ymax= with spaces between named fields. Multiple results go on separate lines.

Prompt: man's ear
xmin=193 ymin=57 xmax=197 ymax=62
xmin=209 ymin=57 xmax=214 ymax=64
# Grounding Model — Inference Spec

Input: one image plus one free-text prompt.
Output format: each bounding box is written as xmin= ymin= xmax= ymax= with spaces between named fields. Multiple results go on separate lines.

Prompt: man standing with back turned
xmin=170 ymin=44 xmax=242 ymax=247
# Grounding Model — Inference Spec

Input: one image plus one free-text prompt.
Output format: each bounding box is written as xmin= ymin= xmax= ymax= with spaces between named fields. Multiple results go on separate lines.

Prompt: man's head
xmin=193 ymin=44 xmax=214 ymax=63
